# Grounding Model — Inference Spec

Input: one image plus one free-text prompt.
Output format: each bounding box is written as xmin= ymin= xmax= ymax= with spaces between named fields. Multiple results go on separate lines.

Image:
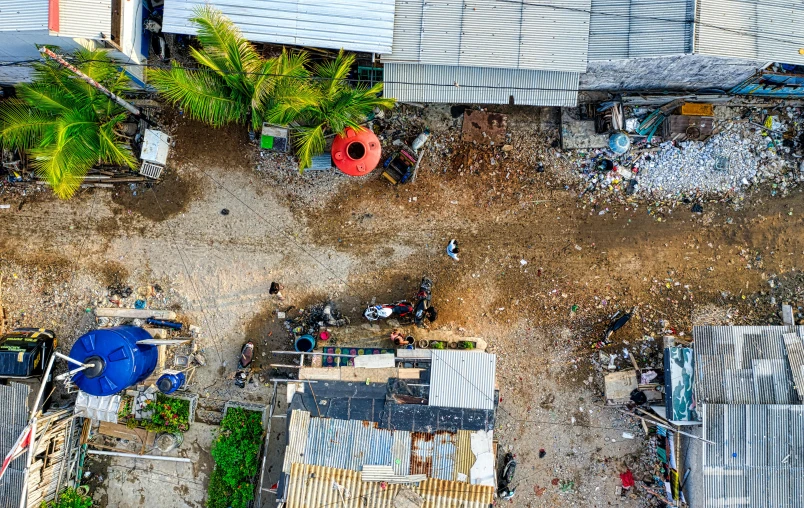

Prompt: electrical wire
xmin=498 ymin=0 xmax=804 ymax=47
xmin=147 ymin=186 xmax=226 ymax=363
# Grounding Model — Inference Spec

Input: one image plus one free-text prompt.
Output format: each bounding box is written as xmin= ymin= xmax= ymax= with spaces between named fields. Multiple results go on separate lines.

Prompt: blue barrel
xmin=294 ymin=335 xmax=315 ymax=352
xmin=69 ymin=327 xmax=158 ymax=396
xmin=157 ymin=370 xmax=186 ymax=394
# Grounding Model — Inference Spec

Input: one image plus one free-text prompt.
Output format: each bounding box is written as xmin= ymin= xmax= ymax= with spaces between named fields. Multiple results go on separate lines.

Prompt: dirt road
xmin=0 ymin=109 xmax=801 ymax=507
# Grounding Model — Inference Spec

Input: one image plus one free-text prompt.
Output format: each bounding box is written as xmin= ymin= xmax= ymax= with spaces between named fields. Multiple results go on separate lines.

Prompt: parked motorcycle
xmin=497 ymin=452 xmax=517 ymax=500
xmin=364 ymin=302 xmax=414 ymax=321
xmin=234 ymin=341 xmax=254 ymax=388
xmin=413 ymin=277 xmax=437 ymax=327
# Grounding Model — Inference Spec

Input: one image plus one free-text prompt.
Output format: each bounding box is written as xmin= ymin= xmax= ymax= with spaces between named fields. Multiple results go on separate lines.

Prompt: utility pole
xmin=38 ymin=47 xmax=145 ymax=120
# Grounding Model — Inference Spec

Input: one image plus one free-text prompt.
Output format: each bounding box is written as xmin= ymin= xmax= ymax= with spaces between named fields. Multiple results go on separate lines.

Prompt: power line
xmin=190 ymin=166 xmax=359 ymax=293
xmin=148 ymin=186 xmax=226 ymax=363
xmin=499 ymin=0 xmax=804 ymax=47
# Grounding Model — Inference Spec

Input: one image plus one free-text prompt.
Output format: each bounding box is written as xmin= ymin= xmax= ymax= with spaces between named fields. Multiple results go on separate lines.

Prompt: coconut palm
xmin=148 ymin=6 xmax=309 ymax=131
xmin=265 ymin=50 xmax=395 ymax=170
xmin=0 ymin=49 xmax=136 ymax=199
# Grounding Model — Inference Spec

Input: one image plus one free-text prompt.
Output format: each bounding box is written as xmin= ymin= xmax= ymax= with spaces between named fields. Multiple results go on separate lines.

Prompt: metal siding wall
xmin=384 ymin=63 xmax=579 ymax=107
xmin=162 ymin=0 xmax=395 ymax=53
xmin=0 ymin=0 xmax=48 ymax=31
xmin=58 ymin=0 xmax=111 ymax=39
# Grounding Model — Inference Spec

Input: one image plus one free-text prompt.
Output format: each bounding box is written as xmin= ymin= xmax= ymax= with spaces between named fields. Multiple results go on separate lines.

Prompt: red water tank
xmin=331 ymin=127 xmax=381 ymax=176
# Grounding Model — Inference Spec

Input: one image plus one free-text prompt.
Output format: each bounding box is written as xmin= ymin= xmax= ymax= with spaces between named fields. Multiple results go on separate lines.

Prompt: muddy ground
xmin=1 ymin=104 xmax=802 ymax=507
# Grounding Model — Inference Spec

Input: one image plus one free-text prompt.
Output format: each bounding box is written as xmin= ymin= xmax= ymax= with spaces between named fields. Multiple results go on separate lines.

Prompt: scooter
xmin=234 ymin=341 xmax=254 ymax=388
xmin=413 ymin=277 xmax=437 ymax=327
xmin=364 ymin=301 xmax=414 ymax=321
xmin=497 ymin=452 xmax=517 ymax=500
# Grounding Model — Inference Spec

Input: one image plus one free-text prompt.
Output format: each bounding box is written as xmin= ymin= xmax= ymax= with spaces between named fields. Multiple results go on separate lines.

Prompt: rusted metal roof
xmin=429 ymin=351 xmax=496 ymax=410
xmin=285 ymin=463 xmax=495 ymax=508
xmin=284 ymin=411 xmax=482 ymax=482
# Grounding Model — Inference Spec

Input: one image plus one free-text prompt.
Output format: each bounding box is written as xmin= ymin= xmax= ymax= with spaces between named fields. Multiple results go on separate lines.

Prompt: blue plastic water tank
xmin=157 ymin=370 xmax=186 ymax=394
xmin=69 ymin=327 xmax=158 ymax=396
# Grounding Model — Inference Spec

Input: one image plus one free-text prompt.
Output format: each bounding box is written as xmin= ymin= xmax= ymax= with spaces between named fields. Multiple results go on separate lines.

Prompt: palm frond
xmin=263 ymin=79 xmax=319 ymax=126
xmin=292 ymin=124 xmax=326 ymax=172
xmin=16 ymin=83 xmax=72 ymax=113
xmin=30 ymin=136 xmax=95 ymax=199
xmin=0 ymin=102 xmax=58 ymax=149
xmin=74 ymin=48 xmax=118 ymax=84
xmin=148 ymin=64 xmax=246 ymax=126
xmin=98 ymin=117 xmax=136 ymax=168
xmin=313 ymin=50 xmax=354 ymax=97
xmin=190 ymin=6 xmax=260 ymax=98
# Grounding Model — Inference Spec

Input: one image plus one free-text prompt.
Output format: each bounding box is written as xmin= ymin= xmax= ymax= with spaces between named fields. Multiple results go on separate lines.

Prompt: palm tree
xmin=265 ymin=50 xmax=395 ymax=170
xmin=148 ymin=6 xmax=309 ymax=131
xmin=0 ymin=49 xmax=136 ymax=199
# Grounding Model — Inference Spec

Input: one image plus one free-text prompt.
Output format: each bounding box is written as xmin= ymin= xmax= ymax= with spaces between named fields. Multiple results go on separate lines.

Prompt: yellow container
xmin=680 ymin=103 xmax=714 ymax=116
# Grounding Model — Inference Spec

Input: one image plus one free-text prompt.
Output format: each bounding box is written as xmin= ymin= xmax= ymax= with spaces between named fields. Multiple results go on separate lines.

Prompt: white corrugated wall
xmin=384 ymin=63 xmax=579 ymax=107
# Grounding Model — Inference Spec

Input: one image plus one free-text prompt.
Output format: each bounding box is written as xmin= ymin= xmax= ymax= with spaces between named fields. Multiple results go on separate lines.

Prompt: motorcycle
xmin=413 ymin=277 xmax=437 ymax=327
xmin=497 ymin=452 xmax=517 ymax=500
xmin=364 ymin=301 xmax=414 ymax=321
xmin=234 ymin=341 xmax=254 ymax=388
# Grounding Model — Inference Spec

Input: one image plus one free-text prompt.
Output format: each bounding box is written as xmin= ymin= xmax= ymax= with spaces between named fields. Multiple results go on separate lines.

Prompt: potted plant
xmin=430 ymin=341 xmax=445 ymax=350
xmin=458 ymin=341 xmax=475 ymax=350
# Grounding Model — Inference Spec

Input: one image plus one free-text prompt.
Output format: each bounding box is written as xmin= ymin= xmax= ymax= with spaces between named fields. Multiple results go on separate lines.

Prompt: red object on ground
xmin=620 ymin=470 xmax=635 ymax=489
xmin=331 ymin=127 xmax=381 ymax=176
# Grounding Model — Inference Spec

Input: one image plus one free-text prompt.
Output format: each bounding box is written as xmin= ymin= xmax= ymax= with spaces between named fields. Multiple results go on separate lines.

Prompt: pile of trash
xmin=571 ymin=105 xmax=804 ymax=204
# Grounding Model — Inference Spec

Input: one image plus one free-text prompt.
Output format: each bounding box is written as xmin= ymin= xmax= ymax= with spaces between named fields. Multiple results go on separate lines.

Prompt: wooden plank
xmin=94 ymin=308 xmax=177 ymax=319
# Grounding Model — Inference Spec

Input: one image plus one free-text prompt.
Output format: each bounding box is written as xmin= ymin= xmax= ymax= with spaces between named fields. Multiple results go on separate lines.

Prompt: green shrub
xmin=206 ymin=408 xmax=263 ymax=508
xmin=41 ymin=487 xmax=93 ymax=508
xmin=430 ymin=341 xmax=445 ymax=349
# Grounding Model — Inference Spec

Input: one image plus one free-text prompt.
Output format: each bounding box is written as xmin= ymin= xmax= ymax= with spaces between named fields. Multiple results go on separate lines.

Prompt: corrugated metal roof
xmin=0 ymin=0 xmax=48 ymax=31
xmin=693 ymin=326 xmax=803 ymax=405
xmin=385 ymin=0 xmax=591 ymax=73
xmin=284 ymin=411 xmax=484 ymax=482
xmin=162 ymin=0 xmax=396 ymax=54
xmin=702 ymin=404 xmax=804 ymax=507
xmin=784 ymin=332 xmax=804 ymax=401
xmin=285 ymin=410 xmax=414 ymax=475
xmin=695 ymin=0 xmax=804 ymax=65
xmin=429 ymin=351 xmax=496 ymax=410
xmin=384 ymin=63 xmax=579 ymax=107
xmin=57 ymin=0 xmax=110 ymax=39
xmin=588 ymin=0 xmax=693 ymax=60
xmin=0 ymin=383 xmax=30 ymax=508
xmin=285 ymin=463 xmax=495 ymax=508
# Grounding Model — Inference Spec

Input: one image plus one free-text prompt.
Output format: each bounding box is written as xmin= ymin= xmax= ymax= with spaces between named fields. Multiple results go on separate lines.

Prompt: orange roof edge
xmin=48 ymin=0 xmax=59 ymax=32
